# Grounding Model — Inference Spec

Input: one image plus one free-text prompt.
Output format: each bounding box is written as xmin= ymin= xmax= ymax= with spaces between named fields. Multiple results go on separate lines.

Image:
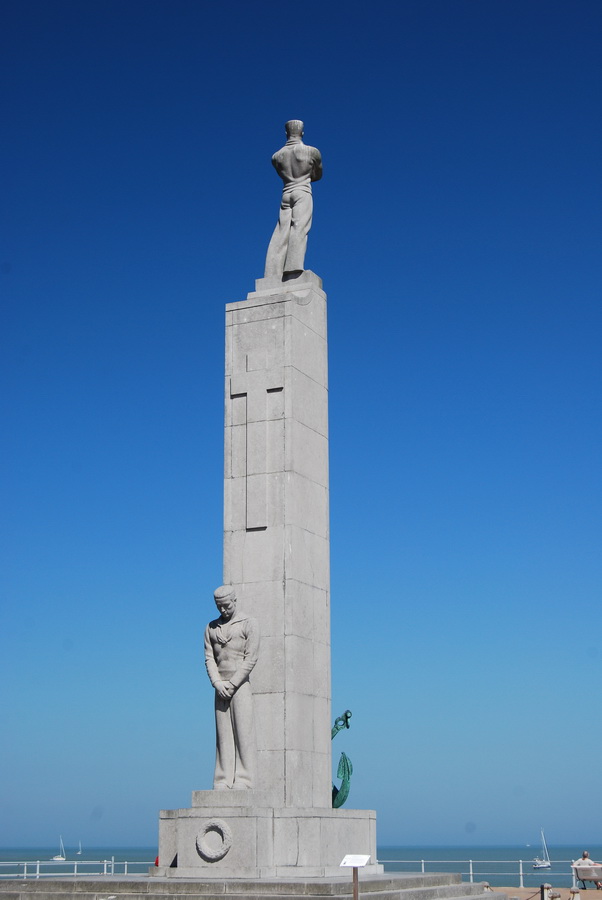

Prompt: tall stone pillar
xmin=224 ymin=271 xmax=331 ymax=810
xmin=155 ymin=271 xmax=380 ymax=879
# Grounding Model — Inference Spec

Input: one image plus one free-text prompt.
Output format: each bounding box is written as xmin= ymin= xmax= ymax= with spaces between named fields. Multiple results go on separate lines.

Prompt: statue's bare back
xmin=264 ymin=120 xmax=322 ymax=279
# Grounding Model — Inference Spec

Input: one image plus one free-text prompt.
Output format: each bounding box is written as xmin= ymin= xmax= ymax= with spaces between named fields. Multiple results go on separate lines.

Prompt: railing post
xmin=469 ymin=861 xmax=474 ymax=883
xmin=111 ymin=856 xmax=115 ymax=875
xmin=74 ymin=862 xmax=78 ymax=876
xmin=421 ymin=860 xmax=425 ymax=873
xmin=103 ymin=859 xmax=107 ymax=876
xmin=520 ymin=860 xmax=524 ymax=888
xmin=124 ymin=861 xmax=128 ymax=875
xmin=36 ymin=861 xmax=40 ymax=879
xmin=23 ymin=863 xmax=27 ymax=880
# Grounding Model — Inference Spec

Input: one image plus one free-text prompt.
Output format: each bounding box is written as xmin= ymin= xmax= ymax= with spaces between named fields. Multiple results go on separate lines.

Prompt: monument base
xmin=0 ymin=873 xmax=501 ymax=900
xmin=154 ymin=791 xmax=381 ymax=878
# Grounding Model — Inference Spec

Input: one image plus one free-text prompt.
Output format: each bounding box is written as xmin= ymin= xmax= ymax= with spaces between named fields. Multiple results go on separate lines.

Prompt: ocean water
xmin=1 ymin=844 xmax=600 ymax=888
xmin=378 ymin=845 xmax=602 ymax=888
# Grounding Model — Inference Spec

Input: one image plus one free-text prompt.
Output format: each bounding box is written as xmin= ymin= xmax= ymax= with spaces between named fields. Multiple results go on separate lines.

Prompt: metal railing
xmin=378 ymin=858 xmax=580 ymax=889
xmin=0 ymin=856 xmax=581 ymax=886
xmin=0 ymin=858 xmax=154 ymax=879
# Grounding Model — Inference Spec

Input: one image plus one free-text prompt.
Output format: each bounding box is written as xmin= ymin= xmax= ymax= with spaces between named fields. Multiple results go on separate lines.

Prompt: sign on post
xmin=340 ymin=855 xmax=371 ymax=900
xmin=340 ymin=855 xmax=371 ymax=867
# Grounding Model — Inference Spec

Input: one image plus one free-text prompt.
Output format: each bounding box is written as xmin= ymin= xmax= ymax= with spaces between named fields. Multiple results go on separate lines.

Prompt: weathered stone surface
xmin=223 ymin=282 xmax=331 ymax=808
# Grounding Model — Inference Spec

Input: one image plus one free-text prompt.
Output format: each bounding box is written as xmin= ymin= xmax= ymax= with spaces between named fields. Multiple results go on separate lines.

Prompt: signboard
xmin=340 ymin=854 xmax=371 ymax=867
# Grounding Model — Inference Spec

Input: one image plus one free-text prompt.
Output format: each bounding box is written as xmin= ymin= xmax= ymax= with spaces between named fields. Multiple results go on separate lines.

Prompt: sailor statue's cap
xmin=214 ymin=584 xmax=237 ymax=602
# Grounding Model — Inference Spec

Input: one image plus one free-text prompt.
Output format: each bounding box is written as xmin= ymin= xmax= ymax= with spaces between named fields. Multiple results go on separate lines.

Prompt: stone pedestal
xmin=157 ymin=794 xmax=378 ymax=878
xmin=155 ymin=272 xmax=381 ymax=877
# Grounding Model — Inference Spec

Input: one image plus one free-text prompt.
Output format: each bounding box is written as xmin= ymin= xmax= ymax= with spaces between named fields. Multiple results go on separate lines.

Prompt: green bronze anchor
xmin=331 ymin=709 xmax=353 ymax=808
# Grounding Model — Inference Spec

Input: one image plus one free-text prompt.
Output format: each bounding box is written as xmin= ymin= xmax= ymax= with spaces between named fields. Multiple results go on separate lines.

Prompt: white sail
xmin=51 ymin=836 xmax=66 ymax=861
xmin=533 ymin=829 xmax=551 ymax=869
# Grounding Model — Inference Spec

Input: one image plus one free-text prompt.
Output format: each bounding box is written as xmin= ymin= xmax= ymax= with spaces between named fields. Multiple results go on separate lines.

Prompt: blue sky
xmin=1 ymin=0 xmax=601 ymax=849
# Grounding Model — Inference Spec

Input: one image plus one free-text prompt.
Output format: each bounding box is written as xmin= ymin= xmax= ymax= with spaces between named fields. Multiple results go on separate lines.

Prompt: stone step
xmin=211 ymin=893 xmax=499 ymax=900
xmin=0 ymin=875 xmax=505 ymax=900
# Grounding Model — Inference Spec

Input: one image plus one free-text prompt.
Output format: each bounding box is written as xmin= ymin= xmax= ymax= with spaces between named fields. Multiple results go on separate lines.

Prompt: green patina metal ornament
xmin=331 ymin=710 xmax=353 ymax=808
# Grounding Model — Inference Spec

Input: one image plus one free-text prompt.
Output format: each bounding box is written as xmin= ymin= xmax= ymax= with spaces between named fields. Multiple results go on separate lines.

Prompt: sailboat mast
xmin=541 ymin=829 xmax=550 ymax=863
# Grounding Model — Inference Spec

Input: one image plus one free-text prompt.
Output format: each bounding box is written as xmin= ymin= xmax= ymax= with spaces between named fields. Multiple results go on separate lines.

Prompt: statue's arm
xmin=310 ymin=149 xmax=323 ymax=183
xmin=204 ymin=625 xmax=221 ymax=687
xmin=228 ymin=618 xmax=260 ymax=689
xmin=272 ymin=152 xmax=286 ymax=181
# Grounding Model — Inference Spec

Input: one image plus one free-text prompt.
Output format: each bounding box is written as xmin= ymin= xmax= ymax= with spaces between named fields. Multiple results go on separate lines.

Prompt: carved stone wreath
xmin=196 ymin=819 xmax=233 ymax=862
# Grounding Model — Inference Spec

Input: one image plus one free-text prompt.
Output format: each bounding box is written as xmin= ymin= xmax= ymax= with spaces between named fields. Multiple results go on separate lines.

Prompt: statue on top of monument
xmin=264 ymin=120 xmax=323 ymax=280
xmin=204 ymin=584 xmax=260 ymax=790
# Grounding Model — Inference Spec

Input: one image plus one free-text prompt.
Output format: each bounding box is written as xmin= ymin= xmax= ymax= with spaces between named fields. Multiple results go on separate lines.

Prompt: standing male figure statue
xmin=204 ymin=585 xmax=260 ymax=789
xmin=264 ymin=120 xmax=323 ymax=279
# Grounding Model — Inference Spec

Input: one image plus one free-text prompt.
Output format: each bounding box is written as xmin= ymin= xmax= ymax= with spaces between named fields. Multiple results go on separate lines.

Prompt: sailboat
xmin=51 ymin=836 xmax=66 ymax=861
xmin=76 ymin=840 xmax=82 ymax=856
xmin=533 ymin=829 xmax=551 ymax=869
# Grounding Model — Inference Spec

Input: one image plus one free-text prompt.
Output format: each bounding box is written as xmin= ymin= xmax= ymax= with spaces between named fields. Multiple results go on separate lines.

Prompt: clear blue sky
xmin=1 ymin=0 xmax=601 ymax=850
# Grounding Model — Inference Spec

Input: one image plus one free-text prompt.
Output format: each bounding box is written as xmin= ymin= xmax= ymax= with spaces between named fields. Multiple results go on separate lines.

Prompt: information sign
xmin=340 ymin=854 xmax=370 ymax=867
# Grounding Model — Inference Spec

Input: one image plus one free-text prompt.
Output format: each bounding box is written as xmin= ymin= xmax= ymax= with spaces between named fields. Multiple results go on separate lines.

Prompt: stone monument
xmin=155 ymin=122 xmax=381 ymax=878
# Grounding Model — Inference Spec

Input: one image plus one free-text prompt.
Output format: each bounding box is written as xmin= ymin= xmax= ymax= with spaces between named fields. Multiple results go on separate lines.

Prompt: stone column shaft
xmin=224 ymin=271 xmax=331 ymax=809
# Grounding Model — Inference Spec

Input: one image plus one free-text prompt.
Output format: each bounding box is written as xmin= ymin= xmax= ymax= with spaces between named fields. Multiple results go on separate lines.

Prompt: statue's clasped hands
xmin=215 ymin=680 xmax=236 ymax=700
